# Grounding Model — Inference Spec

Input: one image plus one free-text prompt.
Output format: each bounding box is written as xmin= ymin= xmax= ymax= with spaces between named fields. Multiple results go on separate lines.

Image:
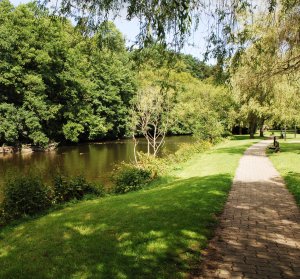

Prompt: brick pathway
xmin=198 ymin=140 xmax=300 ymax=279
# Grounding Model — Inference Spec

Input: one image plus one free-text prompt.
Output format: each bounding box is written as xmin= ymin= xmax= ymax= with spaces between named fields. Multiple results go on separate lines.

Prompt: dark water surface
xmin=0 ymin=136 xmax=194 ymax=189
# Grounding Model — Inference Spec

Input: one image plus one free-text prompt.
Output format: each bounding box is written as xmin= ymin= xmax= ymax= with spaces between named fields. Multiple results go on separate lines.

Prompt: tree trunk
xmin=248 ymin=114 xmax=258 ymax=139
xmin=259 ymin=128 xmax=264 ymax=137
xmin=249 ymin=121 xmax=257 ymax=139
xmin=133 ymin=135 xmax=138 ymax=164
xmin=284 ymin=125 xmax=287 ymax=141
xmin=295 ymin=125 xmax=297 ymax=138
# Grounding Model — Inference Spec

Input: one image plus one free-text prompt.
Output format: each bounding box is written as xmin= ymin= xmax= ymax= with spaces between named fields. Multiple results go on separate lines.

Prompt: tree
xmin=130 ymin=59 xmax=177 ymax=160
xmin=229 ymin=5 xmax=300 ymax=138
xmin=0 ymin=1 xmax=136 ymax=146
xmin=131 ymin=86 xmax=173 ymax=160
xmin=170 ymin=75 xmax=233 ymax=141
xmin=271 ymin=73 xmax=300 ymax=139
xmin=40 ymin=0 xmax=300 ymax=79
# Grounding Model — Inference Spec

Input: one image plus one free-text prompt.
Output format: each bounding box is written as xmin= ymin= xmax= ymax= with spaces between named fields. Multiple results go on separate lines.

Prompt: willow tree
xmin=39 ymin=1 xmax=299 ymax=71
xmin=39 ymin=1 xmax=262 ymax=59
xmin=229 ymin=0 xmax=300 ymax=138
xmin=271 ymin=74 xmax=300 ymax=139
xmin=231 ymin=66 xmax=274 ymax=138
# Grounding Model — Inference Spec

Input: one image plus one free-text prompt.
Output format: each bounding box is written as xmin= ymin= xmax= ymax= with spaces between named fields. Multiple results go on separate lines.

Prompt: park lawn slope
xmin=0 ymin=137 xmax=258 ymax=279
xmin=269 ymin=142 xmax=300 ymax=206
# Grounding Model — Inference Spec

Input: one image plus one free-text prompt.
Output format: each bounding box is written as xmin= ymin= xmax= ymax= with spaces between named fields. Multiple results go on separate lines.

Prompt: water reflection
xmin=0 ymin=136 xmax=194 ymax=187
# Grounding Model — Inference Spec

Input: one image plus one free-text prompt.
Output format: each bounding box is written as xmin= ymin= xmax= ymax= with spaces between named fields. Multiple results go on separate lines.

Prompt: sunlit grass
xmin=264 ymin=130 xmax=299 ymax=140
xmin=0 ymin=136 xmax=259 ymax=279
xmin=269 ymin=142 xmax=300 ymax=206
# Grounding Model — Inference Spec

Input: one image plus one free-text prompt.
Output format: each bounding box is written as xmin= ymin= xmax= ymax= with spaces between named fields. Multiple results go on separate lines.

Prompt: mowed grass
xmin=269 ymin=142 xmax=300 ymax=206
xmin=0 ymin=137 xmax=258 ymax=279
xmin=264 ymin=130 xmax=299 ymax=140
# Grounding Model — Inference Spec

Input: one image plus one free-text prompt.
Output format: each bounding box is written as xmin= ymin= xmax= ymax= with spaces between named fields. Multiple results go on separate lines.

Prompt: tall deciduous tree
xmin=0 ymin=1 xmax=136 ymax=146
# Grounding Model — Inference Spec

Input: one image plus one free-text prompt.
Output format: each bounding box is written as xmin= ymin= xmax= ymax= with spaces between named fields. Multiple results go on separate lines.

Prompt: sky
xmin=10 ymin=0 xmax=211 ymax=62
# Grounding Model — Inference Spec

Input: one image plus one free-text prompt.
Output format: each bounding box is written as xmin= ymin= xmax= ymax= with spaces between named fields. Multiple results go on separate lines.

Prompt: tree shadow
xmin=0 ymin=174 xmax=233 ymax=279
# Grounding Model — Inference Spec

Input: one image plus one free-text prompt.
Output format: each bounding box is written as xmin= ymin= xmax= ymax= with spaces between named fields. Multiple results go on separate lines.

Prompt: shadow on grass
xmin=0 ymin=174 xmax=232 ymax=279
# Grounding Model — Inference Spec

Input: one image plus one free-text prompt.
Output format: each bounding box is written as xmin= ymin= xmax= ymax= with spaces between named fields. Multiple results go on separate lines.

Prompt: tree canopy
xmin=1 ymin=0 xmax=299 ymax=146
xmin=0 ymin=0 xmax=135 ymax=146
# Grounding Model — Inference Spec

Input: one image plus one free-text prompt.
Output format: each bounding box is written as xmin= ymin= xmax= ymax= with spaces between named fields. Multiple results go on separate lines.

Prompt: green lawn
xmin=0 ymin=137 xmax=258 ymax=279
xmin=269 ymin=142 xmax=300 ymax=206
xmin=264 ymin=130 xmax=299 ymax=140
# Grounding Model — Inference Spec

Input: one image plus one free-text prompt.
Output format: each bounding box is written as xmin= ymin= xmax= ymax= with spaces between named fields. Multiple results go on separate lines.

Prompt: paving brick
xmin=197 ymin=141 xmax=300 ymax=279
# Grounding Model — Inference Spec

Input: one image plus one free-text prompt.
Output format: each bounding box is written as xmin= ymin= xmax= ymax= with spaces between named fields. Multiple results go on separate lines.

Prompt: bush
xmin=53 ymin=174 xmax=104 ymax=203
xmin=135 ymin=152 xmax=168 ymax=177
xmin=113 ymin=164 xmax=152 ymax=194
xmin=171 ymin=140 xmax=212 ymax=163
xmin=1 ymin=174 xmax=52 ymax=222
xmin=0 ymin=173 xmax=105 ymax=226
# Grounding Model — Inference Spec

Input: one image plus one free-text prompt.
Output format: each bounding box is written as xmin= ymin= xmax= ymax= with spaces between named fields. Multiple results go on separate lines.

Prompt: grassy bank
xmin=0 ymin=137 xmax=259 ymax=279
xmin=269 ymin=142 xmax=300 ymax=206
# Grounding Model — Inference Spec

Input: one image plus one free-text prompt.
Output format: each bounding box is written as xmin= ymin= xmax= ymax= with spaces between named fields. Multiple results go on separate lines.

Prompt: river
xmin=0 ymin=136 xmax=194 ymax=190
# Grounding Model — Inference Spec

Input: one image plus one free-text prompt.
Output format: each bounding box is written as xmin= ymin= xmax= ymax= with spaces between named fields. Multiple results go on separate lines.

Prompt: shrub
xmin=172 ymin=140 xmax=212 ymax=163
xmin=113 ymin=164 xmax=152 ymax=194
xmin=1 ymin=174 xmax=52 ymax=221
xmin=135 ymin=152 xmax=168 ymax=177
xmin=53 ymin=174 xmax=104 ymax=203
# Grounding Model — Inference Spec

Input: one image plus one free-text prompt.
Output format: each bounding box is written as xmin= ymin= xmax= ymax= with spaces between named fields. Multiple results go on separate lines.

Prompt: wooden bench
xmin=269 ymin=137 xmax=280 ymax=152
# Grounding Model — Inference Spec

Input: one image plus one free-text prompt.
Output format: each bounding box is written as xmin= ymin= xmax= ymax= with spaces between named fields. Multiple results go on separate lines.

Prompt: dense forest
xmin=0 ymin=0 xmax=233 ymax=147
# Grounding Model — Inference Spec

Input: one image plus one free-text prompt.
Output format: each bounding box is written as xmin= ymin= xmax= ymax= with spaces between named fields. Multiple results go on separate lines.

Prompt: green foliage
xmin=192 ymin=112 xmax=224 ymax=142
xmin=0 ymin=171 xmax=104 ymax=225
xmin=97 ymin=21 xmax=126 ymax=53
xmin=170 ymin=75 xmax=235 ymax=139
xmin=179 ymin=54 xmax=214 ymax=80
xmin=138 ymin=140 xmax=213 ymax=176
xmin=0 ymin=103 xmax=20 ymax=144
xmin=172 ymin=140 xmax=212 ymax=162
xmin=0 ymin=1 xmax=235 ymax=148
xmin=62 ymin=122 xmax=84 ymax=143
xmin=0 ymin=174 xmax=52 ymax=222
xmin=53 ymin=174 xmax=104 ymax=203
xmin=113 ymin=164 xmax=152 ymax=194
xmin=0 ymin=2 xmax=135 ymax=146
xmin=134 ymin=152 xmax=168 ymax=178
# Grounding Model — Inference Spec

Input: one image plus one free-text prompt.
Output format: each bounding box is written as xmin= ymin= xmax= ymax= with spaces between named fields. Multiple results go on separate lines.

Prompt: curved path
xmin=199 ymin=140 xmax=300 ymax=279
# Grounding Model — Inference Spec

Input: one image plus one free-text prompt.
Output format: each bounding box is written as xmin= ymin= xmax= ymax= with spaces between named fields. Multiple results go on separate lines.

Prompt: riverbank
xmin=0 ymin=137 xmax=259 ymax=278
xmin=0 ymin=136 xmax=196 ymax=191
